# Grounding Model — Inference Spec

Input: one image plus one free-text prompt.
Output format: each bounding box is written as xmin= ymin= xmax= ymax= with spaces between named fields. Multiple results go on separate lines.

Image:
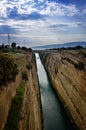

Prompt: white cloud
xmin=0 ymin=1 xmax=7 ymax=18
xmin=40 ymin=2 xmax=79 ymax=16
xmin=39 ymin=0 xmax=44 ymax=2
xmin=0 ymin=0 xmax=36 ymax=18
xmin=18 ymin=4 xmax=37 ymax=14
xmin=67 ymin=22 xmax=82 ymax=28
xmin=0 ymin=0 xmax=79 ymax=19
xmin=82 ymin=9 xmax=86 ymax=14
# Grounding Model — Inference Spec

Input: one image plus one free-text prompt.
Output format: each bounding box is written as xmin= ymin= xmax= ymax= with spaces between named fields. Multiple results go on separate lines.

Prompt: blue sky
xmin=0 ymin=0 xmax=86 ymax=47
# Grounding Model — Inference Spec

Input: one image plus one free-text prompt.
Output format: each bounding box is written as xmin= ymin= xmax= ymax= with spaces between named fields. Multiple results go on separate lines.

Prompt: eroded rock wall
xmin=0 ymin=52 xmax=42 ymax=130
xmin=19 ymin=53 xmax=42 ymax=130
xmin=0 ymin=54 xmax=27 ymax=130
xmin=44 ymin=51 xmax=86 ymax=130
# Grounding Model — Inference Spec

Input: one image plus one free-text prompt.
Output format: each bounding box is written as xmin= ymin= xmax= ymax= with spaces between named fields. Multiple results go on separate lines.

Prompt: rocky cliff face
xmin=0 ymin=52 xmax=42 ymax=130
xmin=43 ymin=49 xmax=86 ymax=130
xmin=19 ymin=53 xmax=42 ymax=130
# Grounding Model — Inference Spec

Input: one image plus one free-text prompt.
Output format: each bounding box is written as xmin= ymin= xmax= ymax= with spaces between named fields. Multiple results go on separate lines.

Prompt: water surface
xmin=35 ymin=53 xmax=76 ymax=130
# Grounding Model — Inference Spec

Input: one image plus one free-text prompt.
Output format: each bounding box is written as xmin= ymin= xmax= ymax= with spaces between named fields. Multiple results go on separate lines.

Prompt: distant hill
xmin=32 ymin=41 xmax=86 ymax=50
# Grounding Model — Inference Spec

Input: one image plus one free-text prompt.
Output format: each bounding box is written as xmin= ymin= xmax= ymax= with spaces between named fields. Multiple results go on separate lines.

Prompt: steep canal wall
xmin=42 ymin=50 xmax=86 ymax=130
xmin=0 ymin=52 xmax=42 ymax=130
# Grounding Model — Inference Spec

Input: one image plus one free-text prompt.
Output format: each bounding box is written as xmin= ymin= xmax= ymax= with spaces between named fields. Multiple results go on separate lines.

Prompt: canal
xmin=35 ymin=53 xmax=76 ymax=130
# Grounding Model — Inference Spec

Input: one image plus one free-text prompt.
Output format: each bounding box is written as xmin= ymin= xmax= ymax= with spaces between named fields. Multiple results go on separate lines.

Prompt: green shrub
xmin=0 ymin=53 xmax=18 ymax=87
xmin=22 ymin=71 xmax=28 ymax=81
xmin=4 ymin=82 xmax=24 ymax=130
xmin=26 ymin=63 xmax=32 ymax=70
xmin=75 ymin=62 xmax=84 ymax=70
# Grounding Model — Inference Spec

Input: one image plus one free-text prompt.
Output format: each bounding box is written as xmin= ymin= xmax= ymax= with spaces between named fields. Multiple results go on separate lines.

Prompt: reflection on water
xmin=35 ymin=53 xmax=76 ymax=130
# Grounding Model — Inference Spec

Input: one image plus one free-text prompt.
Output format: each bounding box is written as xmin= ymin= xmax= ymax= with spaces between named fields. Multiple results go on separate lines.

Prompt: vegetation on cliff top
xmin=0 ymin=53 xmax=18 ymax=87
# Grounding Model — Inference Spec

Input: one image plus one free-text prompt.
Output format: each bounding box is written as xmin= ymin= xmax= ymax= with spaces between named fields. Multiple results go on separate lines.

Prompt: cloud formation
xmin=0 ymin=0 xmax=81 ymax=19
xmin=0 ymin=0 xmax=86 ymax=46
xmin=0 ymin=25 xmax=17 ymax=34
xmin=7 ymin=6 xmax=46 ymax=20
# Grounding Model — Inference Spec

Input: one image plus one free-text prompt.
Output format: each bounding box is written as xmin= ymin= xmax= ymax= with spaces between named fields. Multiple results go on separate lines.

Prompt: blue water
xmin=35 ymin=53 xmax=76 ymax=130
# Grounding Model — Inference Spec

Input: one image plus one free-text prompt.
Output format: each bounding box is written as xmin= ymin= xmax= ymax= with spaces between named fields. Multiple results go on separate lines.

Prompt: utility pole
xmin=8 ymin=33 xmax=10 ymax=47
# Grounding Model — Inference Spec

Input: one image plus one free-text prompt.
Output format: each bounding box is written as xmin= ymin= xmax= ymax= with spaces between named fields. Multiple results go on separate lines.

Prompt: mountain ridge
xmin=32 ymin=41 xmax=86 ymax=50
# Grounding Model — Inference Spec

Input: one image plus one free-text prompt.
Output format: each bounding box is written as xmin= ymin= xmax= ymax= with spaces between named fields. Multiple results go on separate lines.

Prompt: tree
xmin=21 ymin=46 xmax=28 ymax=51
xmin=17 ymin=46 xmax=21 ymax=50
xmin=28 ymin=48 xmax=32 ymax=52
xmin=74 ymin=45 xmax=83 ymax=49
xmin=11 ymin=42 xmax=16 ymax=49
xmin=5 ymin=45 xmax=9 ymax=49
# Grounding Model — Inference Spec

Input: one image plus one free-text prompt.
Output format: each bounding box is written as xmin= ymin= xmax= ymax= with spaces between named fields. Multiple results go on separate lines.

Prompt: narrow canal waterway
xmin=35 ymin=53 xmax=76 ymax=130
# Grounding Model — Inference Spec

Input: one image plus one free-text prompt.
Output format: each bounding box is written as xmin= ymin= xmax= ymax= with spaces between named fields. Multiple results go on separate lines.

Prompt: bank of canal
xmin=35 ymin=53 xmax=76 ymax=130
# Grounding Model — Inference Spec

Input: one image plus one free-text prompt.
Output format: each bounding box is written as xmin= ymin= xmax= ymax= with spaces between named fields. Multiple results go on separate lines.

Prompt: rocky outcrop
xmin=43 ymin=50 xmax=86 ymax=130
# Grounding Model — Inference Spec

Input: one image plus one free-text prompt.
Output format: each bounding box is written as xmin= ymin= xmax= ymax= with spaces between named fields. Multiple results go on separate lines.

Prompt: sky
xmin=0 ymin=0 xmax=86 ymax=47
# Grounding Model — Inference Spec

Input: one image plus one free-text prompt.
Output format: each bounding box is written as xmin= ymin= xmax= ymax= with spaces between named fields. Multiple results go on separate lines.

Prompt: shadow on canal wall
xmin=39 ymin=51 xmax=85 ymax=130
